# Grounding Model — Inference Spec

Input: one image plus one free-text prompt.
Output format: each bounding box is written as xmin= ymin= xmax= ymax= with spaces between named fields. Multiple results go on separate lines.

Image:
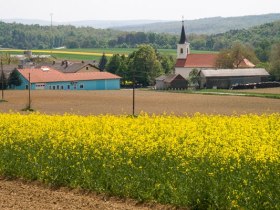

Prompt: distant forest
xmin=0 ymin=22 xmax=178 ymax=49
xmin=114 ymin=13 xmax=280 ymax=35
xmin=1 ymin=20 xmax=280 ymax=62
xmin=191 ymin=21 xmax=280 ymax=61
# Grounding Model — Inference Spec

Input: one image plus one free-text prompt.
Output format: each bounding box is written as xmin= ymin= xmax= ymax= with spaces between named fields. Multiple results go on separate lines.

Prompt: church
xmin=174 ymin=21 xmax=255 ymax=78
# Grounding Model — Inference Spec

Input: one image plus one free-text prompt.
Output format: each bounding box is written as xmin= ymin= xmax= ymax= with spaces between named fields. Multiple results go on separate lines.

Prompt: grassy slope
xmin=164 ymin=88 xmax=280 ymax=99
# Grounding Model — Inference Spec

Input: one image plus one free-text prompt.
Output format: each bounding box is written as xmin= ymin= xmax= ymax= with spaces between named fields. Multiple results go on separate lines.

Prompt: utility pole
xmin=50 ymin=13 xmax=53 ymax=54
xmin=132 ymin=72 xmax=135 ymax=116
xmin=1 ymin=58 xmax=4 ymax=100
xmin=28 ymin=72 xmax=31 ymax=109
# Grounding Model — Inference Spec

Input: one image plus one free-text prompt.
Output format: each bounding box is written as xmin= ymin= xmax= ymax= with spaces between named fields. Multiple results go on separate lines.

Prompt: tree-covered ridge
xmin=190 ymin=21 xmax=280 ymax=61
xmin=114 ymin=13 xmax=280 ymax=35
xmin=0 ymin=22 xmax=178 ymax=49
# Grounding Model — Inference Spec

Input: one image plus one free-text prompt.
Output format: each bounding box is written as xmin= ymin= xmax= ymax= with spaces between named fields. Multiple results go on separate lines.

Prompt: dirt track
xmin=0 ymin=89 xmax=280 ymax=115
xmin=0 ymin=178 xmax=178 ymax=210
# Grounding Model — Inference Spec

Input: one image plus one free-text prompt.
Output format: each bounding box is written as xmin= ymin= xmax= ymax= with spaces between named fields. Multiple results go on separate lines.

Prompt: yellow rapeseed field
xmin=0 ymin=49 xmax=114 ymax=57
xmin=0 ymin=113 xmax=279 ymax=209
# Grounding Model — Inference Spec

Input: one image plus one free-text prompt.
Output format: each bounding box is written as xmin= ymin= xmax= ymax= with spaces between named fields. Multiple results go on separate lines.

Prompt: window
xmin=57 ymin=85 xmax=59 ymax=90
xmin=53 ymin=86 xmax=56 ymax=90
xmin=86 ymin=67 xmax=89 ymax=70
xmin=80 ymin=84 xmax=84 ymax=89
xmin=61 ymin=86 xmax=64 ymax=90
xmin=67 ymin=85 xmax=70 ymax=90
xmin=25 ymin=85 xmax=28 ymax=90
xmin=180 ymin=48 xmax=183 ymax=54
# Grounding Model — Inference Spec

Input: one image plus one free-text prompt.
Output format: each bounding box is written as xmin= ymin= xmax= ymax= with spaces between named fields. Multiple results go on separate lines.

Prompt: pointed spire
xmin=179 ymin=18 xmax=187 ymax=44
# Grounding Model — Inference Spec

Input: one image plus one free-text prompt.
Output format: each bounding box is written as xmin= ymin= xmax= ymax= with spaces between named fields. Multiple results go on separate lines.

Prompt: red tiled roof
xmin=18 ymin=67 xmax=121 ymax=83
xmin=175 ymin=54 xmax=218 ymax=68
xmin=237 ymin=58 xmax=256 ymax=68
xmin=175 ymin=54 xmax=255 ymax=68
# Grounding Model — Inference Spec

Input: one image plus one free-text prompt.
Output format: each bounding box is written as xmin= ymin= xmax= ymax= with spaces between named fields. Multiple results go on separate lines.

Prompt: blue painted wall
xmin=15 ymin=74 xmax=120 ymax=90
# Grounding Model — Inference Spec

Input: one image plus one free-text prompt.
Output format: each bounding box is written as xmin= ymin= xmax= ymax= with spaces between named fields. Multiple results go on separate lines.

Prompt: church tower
xmin=177 ymin=20 xmax=190 ymax=59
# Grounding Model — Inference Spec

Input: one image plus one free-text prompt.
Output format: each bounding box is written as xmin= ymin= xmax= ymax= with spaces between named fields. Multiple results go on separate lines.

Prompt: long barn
xmin=200 ymin=68 xmax=269 ymax=89
xmin=16 ymin=67 xmax=121 ymax=90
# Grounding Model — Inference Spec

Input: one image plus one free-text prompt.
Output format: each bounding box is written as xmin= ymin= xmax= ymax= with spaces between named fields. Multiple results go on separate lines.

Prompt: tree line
xmin=189 ymin=21 xmax=280 ymax=62
xmin=0 ymin=22 xmax=177 ymax=49
xmin=1 ymin=20 xmax=280 ymax=62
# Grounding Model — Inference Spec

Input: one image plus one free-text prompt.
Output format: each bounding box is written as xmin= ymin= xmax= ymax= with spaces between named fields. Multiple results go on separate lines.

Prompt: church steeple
xmin=179 ymin=20 xmax=187 ymax=44
xmin=177 ymin=18 xmax=190 ymax=59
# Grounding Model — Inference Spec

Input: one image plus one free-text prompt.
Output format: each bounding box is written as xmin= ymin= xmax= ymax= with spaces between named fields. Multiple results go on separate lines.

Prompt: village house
xmin=37 ymin=60 xmax=101 ymax=73
xmin=15 ymin=67 xmax=121 ymax=90
xmin=155 ymin=74 xmax=187 ymax=90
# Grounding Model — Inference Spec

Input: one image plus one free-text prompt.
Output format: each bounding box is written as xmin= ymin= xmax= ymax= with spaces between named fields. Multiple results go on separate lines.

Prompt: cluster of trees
xmin=0 ymin=68 xmax=22 ymax=90
xmin=189 ymin=21 xmax=280 ymax=62
xmin=103 ymin=45 xmax=175 ymax=86
xmin=270 ymin=43 xmax=280 ymax=80
xmin=215 ymin=42 xmax=259 ymax=68
xmin=0 ymin=22 xmax=178 ymax=49
xmin=109 ymin=32 xmax=177 ymax=49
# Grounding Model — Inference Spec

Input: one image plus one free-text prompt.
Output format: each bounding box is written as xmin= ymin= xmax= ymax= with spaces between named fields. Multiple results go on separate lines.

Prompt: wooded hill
xmin=113 ymin=13 xmax=280 ymax=35
xmin=1 ymin=19 xmax=280 ymax=62
xmin=0 ymin=21 xmax=178 ymax=49
xmin=190 ymin=21 xmax=280 ymax=61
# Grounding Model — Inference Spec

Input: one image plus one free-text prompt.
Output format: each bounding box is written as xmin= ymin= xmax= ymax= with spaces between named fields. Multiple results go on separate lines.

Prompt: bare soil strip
xmin=0 ymin=89 xmax=280 ymax=115
xmin=0 ymin=178 xmax=181 ymax=210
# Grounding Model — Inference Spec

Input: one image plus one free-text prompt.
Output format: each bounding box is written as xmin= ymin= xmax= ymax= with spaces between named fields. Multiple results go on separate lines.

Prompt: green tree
xmin=8 ymin=68 xmax=22 ymax=88
xmin=231 ymin=43 xmax=258 ymax=68
xmin=215 ymin=43 xmax=259 ymax=68
xmin=215 ymin=49 xmax=234 ymax=69
xmin=158 ymin=55 xmax=175 ymax=74
xmin=0 ymin=70 xmax=7 ymax=90
xmin=189 ymin=68 xmax=200 ymax=88
xmin=128 ymin=44 xmax=163 ymax=86
xmin=106 ymin=54 xmax=122 ymax=74
xmin=98 ymin=53 xmax=108 ymax=71
xmin=116 ymin=55 xmax=128 ymax=85
xmin=269 ymin=43 xmax=280 ymax=80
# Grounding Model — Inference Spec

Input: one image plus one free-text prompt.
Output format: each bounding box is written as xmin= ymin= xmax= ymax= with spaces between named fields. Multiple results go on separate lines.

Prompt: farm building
xmin=155 ymin=74 xmax=187 ymax=90
xmin=36 ymin=61 xmax=101 ymax=73
xmin=175 ymin=21 xmax=255 ymax=78
xmin=15 ymin=67 xmax=121 ymax=90
xmin=200 ymin=68 xmax=269 ymax=89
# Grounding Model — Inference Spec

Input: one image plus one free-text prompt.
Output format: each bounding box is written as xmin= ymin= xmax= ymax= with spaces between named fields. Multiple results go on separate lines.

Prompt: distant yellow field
xmin=0 ymin=49 xmax=114 ymax=57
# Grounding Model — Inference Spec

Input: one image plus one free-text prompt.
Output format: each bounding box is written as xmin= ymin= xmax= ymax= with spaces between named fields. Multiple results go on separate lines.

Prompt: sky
xmin=0 ymin=0 xmax=280 ymax=22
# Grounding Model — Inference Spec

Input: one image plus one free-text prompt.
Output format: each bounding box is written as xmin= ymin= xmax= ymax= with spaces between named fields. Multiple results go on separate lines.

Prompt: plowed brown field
xmin=0 ymin=89 xmax=279 ymax=115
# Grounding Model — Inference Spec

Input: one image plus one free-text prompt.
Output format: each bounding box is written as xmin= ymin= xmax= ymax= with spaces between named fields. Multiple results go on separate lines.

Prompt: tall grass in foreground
xmin=0 ymin=113 xmax=279 ymax=209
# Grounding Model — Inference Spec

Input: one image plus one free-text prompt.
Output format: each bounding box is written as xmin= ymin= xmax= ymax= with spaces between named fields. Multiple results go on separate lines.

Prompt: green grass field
xmin=0 ymin=48 xmax=217 ymax=61
xmin=164 ymin=88 xmax=280 ymax=99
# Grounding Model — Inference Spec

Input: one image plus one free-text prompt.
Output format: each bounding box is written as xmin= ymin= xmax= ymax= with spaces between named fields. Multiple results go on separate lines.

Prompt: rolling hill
xmin=112 ymin=13 xmax=280 ymax=35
